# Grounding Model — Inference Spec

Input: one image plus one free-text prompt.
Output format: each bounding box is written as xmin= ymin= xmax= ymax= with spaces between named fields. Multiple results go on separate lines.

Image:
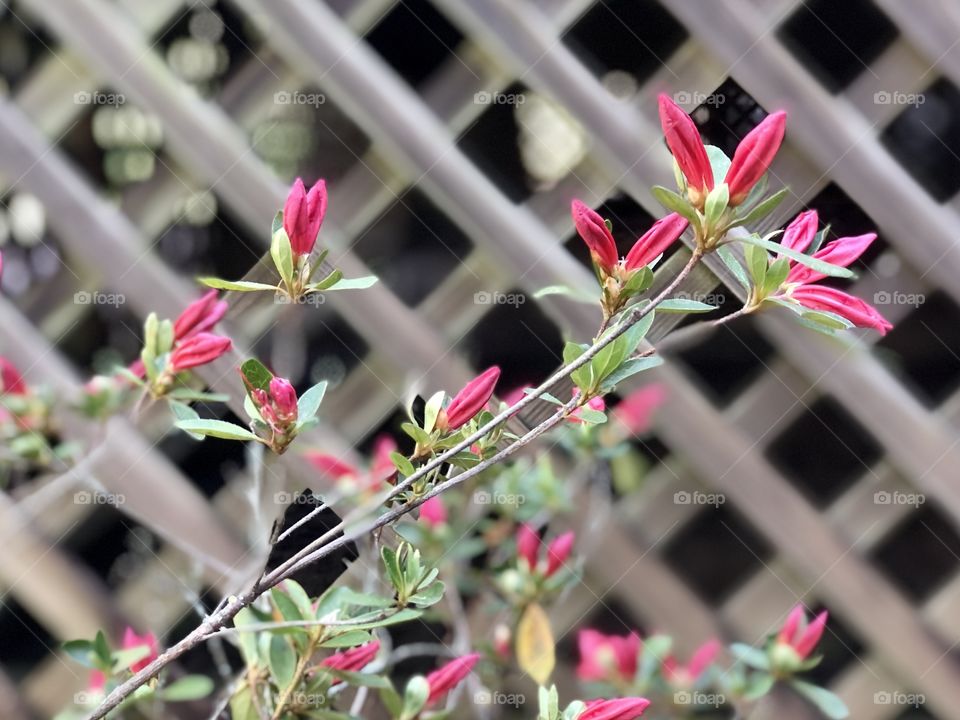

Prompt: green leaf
xmin=744 ymin=242 xmax=769 ymax=287
xmin=310 ymin=268 xmax=343 ymax=292
xmin=657 ymin=298 xmax=718 ymax=313
xmin=381 ymin=546 xmax=405 ymax=595
xmin=168 ymin=403 xmax=201 ymax=440
xmin=197 ymin=277 xmax=278 ymax=292
xmin=271 ymin=587 xmax=304 ymax=622
xmin=599 ymin=356 xmax=662 ymax=392
xmin=166 ymin=388 xmax=230 ymax=403
xmin=271 ymin=226 xmax=295 ymax=287
xmin=233 ymin=607 xmax=261 ymax=665
xmin=522 ymin=388 xmax=564 ymax=405
xmin=268 ymin=635 xmax=297 ymax=687
xmin=272 ymin=209 xmax=284 ymax=237
xmin=240 ymin=358 xmax=274 ymax=393
xmin=790 ymin=680 xmax=849 ymax=719
xmin=408 ymin=580 xmax=445 ymax=608
xmin=156 ymin=675 xmax=214 ymax=701
xmin=62 ymin=640 xmax=100 ymax=669
xmin=538 ymin=685 xmax=560 ymax=720
xmin=401 ymin=422 xmax=432 ymax=446
xmin=324 ymin=276 xmax=379 ymax=291
xmin=704 ymin=182 xmax=729 ymax=227
xmin=111 ymin=646 xmax=151 ymax=671
xmin=731 ymin=186 xmax=789 ymax=228
xmin=401 ymin=676 xmax=430 ymax=720
xmin=652 ymin=185 xmax=699 ymax=224
xmin=575 ymin=408 xmax=607 ymax=424
xmin=320 ymin=630 xmax=374 ymax=648
xmin=391 ymin=452 xmax=415 ymax=477
xmin=739 ymin=234 xmax=853 ymax=278
xmin=94 ymin=631 xmax=112 ymax=667
xmin=763 ymin=257 xmax=791 ymax=295
xmin=423 ymin=390 xmax=445 ymax=434
xmin=229 ymin=686 xmax=259 ymax=720
xmin=705 ymin=144 xmax=732 ymax=187
xmin=297 ymin=381 xmax=328 ymax=423
xmin=718 ymin=245 xmax=750 ymax=289
xmin=729 ymin=643 xmax=771 ymax=671
xmin=280 ymin=580 xmax=315 ymax=619
xmin=532 ymin=285 xmax=598 ymax=303
xmin=174 ymin=419 xmax=259 ymax=442
xmin=743 ymin=672 xmax=775 ymax=701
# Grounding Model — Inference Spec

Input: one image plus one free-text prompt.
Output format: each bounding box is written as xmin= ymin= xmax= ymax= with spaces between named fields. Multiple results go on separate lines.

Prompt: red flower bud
xmin=516 ymin=523 xmax=540 ymax=570
xmin=122 ymin=627 xmax=159 ymax=672
xmin=0 ymin=357 xmax=27 ymax=395
xmin=577 ymin=629 xmax=640 ymax=683
xmin=624 ymin=213 xmax=688 ymax=271
xmin=269 ymin=377 xmax=298 ymax=422
xmin=779 ymin=210 xmax=818 ymax=256
xmin=545 ymin=531 xmax=575 ymax=577
xmin=572 ymin=200 xmax=619 ymax=272
xmin=283 ymin=178 xmax=328 ymax=258
xmin=579 ymin=697 xmax=651 ymax=720
xmin=786 ymin=232 xmax=876 ymax=286
xmin=425 ymin=652 xmax=479 ymax=705
xmin=169 ymin=333 xmax=232 ymax=372
xmin=790 ymin=285 xmax=892 ymax=334
xmin=439 ymin=366 xmax=500 ymax=431
xmin=321 ymin=640 xmax=380 ymax=673
xmin=305 ymin=453 xmax=360 ymax=481
xmin=419 ymin=496 xmax=447 ymax=527
xmin=173 ymin=290 xmax=228 ymax=340
xmin=777 ymin=605 xmax=828 ymax=660
xmin=612 ymin=385 xmax=666 ymax=436
xmin=724 ymin=111 xmax=786 ymax=206
xmin=658 ymin=94 xmax=713 ymax=200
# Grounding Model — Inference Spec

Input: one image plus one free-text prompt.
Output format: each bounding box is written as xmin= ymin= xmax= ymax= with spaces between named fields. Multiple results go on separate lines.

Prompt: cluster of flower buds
xmin=750 ymin=210 xmax=892 ymax=334
xmin=577 ymin=629 xmax=641 ymax=685
xmin=0 ymin=356 xmax=59 ymax=463
xmin=137 ymin=291 xmax=232 ymax=398
xmin=516 ymin=523 xmax=576 ymax=579
xmin=657 ymin=94 xmax=786 ymax=250
xmin=769 ymin=604 xmax=827 ymax=675
xmin=572 ymin=200 xmax=688 ymax=321
xmin=240 ymin=367 xmax=301 ymax=454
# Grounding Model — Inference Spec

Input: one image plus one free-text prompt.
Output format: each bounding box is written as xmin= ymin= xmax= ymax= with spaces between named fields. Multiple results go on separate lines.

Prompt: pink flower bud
xmin=776 ymin=605 xmax=828 ymax=660
xmin=663 ymin=639 xmax=720 ymax=685
xmin=577 ymin=629 xmax=641 ymax=684
xmin=304 ymin=453 xmax=360 ymax=481
xmin=269 ymin=377 xmax=298 ymax=422
xmin=0 ymin=357 xmax=27 ymax=395
xmin=425 ymin=652 xmax=479 ymax=705
xmin=612 ymin=385 xmax=666 ymax=436
xmin=658 ymin=94 xmax=714 ymax=201
xmin=786 ymin=233 xmax=876 ymax=286
xmin=439 ymin=366 xmax=500 ymax=431
xmin=724 ymin=111 xmax=786 ymax=206
xmin=624 ymin=213 xmax=688 ymax=271
xmin=516 ymin=523 xmax=540 ymax=570
xmin=572 ymin=199 xmax=619 ymax=272
xmin=173 ymin=290 xmax=228 ymax=340
xmin=283 ymin=178 xmax=328 ymax=258
xmin=579 ymin=697 xmax=651 ymax=720
xmin=545 ymin=531 xmax=575 ymax=577
xmin=371 ymin=434 xmax=399 ymax=486
xmin=779 ymin=210 xmax=818 ymax=256
xmin=790 ymin=285 xmax=892 ymax=334
xmin=321 ymin=640 xmax=380 ymax=673
xmin=419 ymin=496 xmax=447 ymax=527
xmin=121 ymin=627 xmax=159 ymax=672
xmin=168 ymin=333 xmax=232 ymax=372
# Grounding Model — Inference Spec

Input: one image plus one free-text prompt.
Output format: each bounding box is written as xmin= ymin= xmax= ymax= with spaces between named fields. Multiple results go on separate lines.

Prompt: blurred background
xmin=1 ymin=0 xmax=960 ymax=717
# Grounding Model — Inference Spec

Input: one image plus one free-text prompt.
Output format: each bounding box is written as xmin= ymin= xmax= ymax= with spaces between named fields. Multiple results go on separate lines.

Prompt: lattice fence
xmin=2 ymin=0 xmax=960 ymax=718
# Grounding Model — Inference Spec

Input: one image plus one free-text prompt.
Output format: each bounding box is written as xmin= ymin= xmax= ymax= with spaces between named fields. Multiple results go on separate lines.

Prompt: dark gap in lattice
xmin=456 ymin=81 xmax=534 ymax=204
xmin=874 ymin=290 xmax=960 ymax=407
xmin=881 ymin=77 xmax=960 ymax=202
xmin=151 ymin=1 xmax=256 ymax=90
xmin=387 ymin=616 xmax=451 ymax=684
xmin=892 ymin=702 xmax=935 ymax=719
xmin=456 ymin=287 xmax=564 ymax=396
xmin=692 ymin=78 xmax=770 ymax=159
xmin=800 ymin=602 xmax=866 ymax=686
xmin=673 ymin=315 xmax=776 ymax=406
xmin=765 ymin=396 xmax=883 ymax=508
xmin=157 ymin=203 xmax=262 ymax=280
xmin=872 ymin=505 xmax=960 ymax=602
xmin=662 ymin=505 xmax=772 ymax=606
xmin=0 ymin=5 xmax=58 ymax=92
xmin=562 ymin=0 xmax=687 ymax=82
xmin=61 ymin=507 xmax=154 ymax=588
xmin=0 ymin=598 xmax=55 ymax=681
xmin=364 ymin=0 xmax=465 ymax=88
xmin=351 ymin=187 xmax=473 ymax=306
xmin=53 ymin=300 xmax=142 ymax=375
xmin=562 ymin=193 xmax=657 ymax=270
xmin=778 ymin=0 xmax=898 ymax=93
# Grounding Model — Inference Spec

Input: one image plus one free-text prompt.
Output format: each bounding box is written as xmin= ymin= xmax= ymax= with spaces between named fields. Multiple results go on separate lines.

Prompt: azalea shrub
xmin=0 ymin=94 xmax=891 ymax=720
